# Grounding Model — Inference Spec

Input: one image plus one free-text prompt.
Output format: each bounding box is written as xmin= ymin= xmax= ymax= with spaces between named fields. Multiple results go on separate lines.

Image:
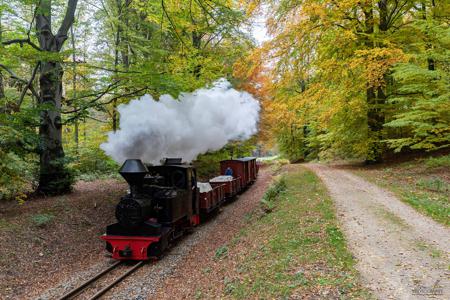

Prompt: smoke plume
xmin=101 ymin=79 xmax=260 ymax=164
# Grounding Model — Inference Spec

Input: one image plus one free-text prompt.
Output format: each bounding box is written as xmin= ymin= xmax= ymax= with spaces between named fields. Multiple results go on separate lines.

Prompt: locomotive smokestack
xmin=119 ymin=159 xmax=148 ymax=187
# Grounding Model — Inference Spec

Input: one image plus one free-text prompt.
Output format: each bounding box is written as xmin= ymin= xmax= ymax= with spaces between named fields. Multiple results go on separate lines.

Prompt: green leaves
xmin=258 ymin=0 xmax=449 ymax=161
xmin=384 ymin=59 xmax=450 ymax=152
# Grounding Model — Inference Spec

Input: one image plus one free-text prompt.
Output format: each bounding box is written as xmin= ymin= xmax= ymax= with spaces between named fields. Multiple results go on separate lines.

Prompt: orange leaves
xmin=353 ymin=48 xmax=408 ymax=88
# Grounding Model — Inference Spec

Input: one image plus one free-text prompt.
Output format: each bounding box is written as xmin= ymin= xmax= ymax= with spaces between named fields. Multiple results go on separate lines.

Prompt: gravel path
xmin=306 ymin=164 xmax=449 ymax=300
xmin=35 ymin=166 xmax=273 ymax=300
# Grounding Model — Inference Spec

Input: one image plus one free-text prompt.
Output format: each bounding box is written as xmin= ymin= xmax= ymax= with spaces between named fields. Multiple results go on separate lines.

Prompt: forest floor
xmin=306 ymin=163 xmax=449 ymax=299
xmin=30 ymin=165 xmax=275 ymax=300
xmin=0 ymin=179 xmax=125 ymax=299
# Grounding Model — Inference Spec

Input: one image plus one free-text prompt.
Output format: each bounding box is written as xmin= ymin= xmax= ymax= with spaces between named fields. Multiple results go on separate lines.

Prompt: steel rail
xmin=88 ymin=261 xmax=145 ymax=300
xmin=57 ymin=261 xmax=122 ymax=300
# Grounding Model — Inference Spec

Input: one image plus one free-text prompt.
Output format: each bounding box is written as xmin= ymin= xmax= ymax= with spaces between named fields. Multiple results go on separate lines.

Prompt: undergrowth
xmin=424 ymin=154 xmax=450 ymax=169
xmin=260 ymin=176 xmax=287 ymax=212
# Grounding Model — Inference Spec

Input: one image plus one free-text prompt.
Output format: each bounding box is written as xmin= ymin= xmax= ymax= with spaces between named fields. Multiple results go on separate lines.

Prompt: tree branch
xmin=0 ymin=63 xmax=41 ymax=108
xmin=62 ymin=81 xmax=122 ymax=113
xmin=161 ymin=0 xmax=187 ymax=48
xmin=1 ymin=38 xmax=42 ymax=51
xmin=64 ymin=62 xmax=143 ymax=74
xmin=56 ymin=0 xmax=79 ymax=42
xmin=17 ymin=62 xmax=41 ymax=108
xmin=64 ymin=87 xmax=148 ymax=123
xmin=196 ymin=0 xmax=218 ymax=25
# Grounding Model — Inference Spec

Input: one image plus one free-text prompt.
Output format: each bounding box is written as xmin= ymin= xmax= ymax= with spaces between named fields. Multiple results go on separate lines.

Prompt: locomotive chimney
xmin=119 ymin=159 xmax=148 ymax=189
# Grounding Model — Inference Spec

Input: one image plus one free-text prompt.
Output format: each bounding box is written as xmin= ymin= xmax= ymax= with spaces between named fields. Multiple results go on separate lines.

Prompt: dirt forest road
xmin=306 ymin=164 xmax=449 ymax=300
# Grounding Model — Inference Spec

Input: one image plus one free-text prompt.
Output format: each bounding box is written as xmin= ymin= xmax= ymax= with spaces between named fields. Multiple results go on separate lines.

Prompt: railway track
xmin=57 ymin=261 xmax=145 ymax=300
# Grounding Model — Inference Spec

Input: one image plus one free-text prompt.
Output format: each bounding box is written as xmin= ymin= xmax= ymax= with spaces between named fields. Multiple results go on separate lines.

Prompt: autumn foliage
xmin=239 ymin=0 xmax=449 ymax=162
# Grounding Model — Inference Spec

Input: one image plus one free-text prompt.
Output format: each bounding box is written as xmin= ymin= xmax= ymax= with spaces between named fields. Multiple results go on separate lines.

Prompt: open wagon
xmin=197 ymin=182 xmax=225 ymax=214
xmin=209 ymin=175 xmax=241 ymax=199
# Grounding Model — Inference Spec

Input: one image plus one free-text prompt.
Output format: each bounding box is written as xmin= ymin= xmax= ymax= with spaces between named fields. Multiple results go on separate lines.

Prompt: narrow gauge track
xmin=58 ymin=261 xmax=145 ymax=300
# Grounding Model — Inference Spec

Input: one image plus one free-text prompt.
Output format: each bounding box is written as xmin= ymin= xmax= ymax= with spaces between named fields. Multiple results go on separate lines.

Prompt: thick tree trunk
xmin=0 ymin=10 xmax=4 ymax=99
xmin=364 ymin=2 xmax=388 ymax=164
xmin=36 ymin=0 xmax=78 ymax=194
xmin=38 ymin=61 xmax=70 ymax=193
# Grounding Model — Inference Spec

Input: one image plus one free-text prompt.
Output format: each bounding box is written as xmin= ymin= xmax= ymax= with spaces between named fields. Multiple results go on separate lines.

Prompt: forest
xmin=0 ymin=0 xmax=449 ymax=200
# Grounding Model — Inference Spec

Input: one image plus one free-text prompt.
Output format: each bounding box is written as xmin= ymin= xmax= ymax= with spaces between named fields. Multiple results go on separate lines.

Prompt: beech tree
xmin=248 ymin=0 xmax=449 ymax=162
xmin=36 ymin=0 xmax=78 ymax=194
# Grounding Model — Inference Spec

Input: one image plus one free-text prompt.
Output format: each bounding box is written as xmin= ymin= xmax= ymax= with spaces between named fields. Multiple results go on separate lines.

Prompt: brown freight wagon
xmin=209 ymin=175 xmax=241 ymax=199
xmin=219 ymin=157 xmax=258 ymax=188
xmin=197 ymin=182 xmax=225 ymax=214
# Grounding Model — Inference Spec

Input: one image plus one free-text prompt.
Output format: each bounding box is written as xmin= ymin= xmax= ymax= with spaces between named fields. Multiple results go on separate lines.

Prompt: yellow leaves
xmin=301 ymin=2 xmax=328 ymax=21
xmin=241 ymin=0 xmax=260 ymax=15
xmin=353 ymin=48 xmax=408 ymax=88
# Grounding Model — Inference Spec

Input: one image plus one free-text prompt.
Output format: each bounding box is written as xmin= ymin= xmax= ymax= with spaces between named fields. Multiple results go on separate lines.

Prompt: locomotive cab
xmin=145 ymin=162 xmax=199 ymax=225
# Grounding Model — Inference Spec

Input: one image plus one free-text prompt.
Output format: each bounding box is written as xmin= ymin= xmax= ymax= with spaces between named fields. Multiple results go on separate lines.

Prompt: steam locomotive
xmin=101 ymin=157 xmax=258 ymax=260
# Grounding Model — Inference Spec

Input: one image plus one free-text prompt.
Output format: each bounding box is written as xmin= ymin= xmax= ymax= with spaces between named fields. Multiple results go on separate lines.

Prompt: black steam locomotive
xmin=101 ymin=157 xmax=258 ymax=260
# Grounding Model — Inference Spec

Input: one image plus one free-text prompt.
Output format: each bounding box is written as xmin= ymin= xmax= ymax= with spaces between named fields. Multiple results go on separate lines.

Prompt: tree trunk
xmin=70 ymin=24 xmax=79 ymax=152
xmin=111 ymin=0 xmax=122 ymax=132
xmin=364 ymin=2 xmax=388 ymax=164
xmin=192 ymin=31 xmax=202 ymax=78
xmin=36 ymin=0 xmax=78 ymax=195
xmin=38 ymin=61 xmax=69 ymax=193
xmin=422 ymin=1 xmax=435 ymax=71
xmin=0 ymin=71 xmax=4 ymax=99
xmin=111 ymin=0 xmax=131 ymax=132
xmin=0 ymin=9 xmax=4 ymax=99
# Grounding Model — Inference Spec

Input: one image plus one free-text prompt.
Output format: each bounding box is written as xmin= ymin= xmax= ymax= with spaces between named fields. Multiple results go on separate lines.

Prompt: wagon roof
xmin=220 ymin=157 xmax=256 ymax=163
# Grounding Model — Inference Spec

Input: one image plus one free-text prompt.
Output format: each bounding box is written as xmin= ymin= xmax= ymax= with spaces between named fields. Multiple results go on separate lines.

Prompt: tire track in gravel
xmin=306 ymin=163 xmax=449 ymax=300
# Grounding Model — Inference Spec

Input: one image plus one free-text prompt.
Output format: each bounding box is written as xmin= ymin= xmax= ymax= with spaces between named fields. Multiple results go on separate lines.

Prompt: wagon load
xmin=210 ymin=175 xmax=241 ymax=198
xmin=210 ymin=175 xmax=234 ymax=182
xmin=197 ymin=182 xmax=213 ymax=193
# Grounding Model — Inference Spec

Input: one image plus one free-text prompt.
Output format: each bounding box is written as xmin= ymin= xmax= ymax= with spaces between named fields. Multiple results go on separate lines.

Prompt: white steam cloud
xmin=101 ymin=79 xmax=260 ymax=164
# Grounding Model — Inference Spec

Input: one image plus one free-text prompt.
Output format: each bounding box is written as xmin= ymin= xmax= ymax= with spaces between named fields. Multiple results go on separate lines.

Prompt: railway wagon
xmin=197 ymin=182 xmax=225 ymax=214
xmin=219 ymin=157 xmax=258 ymax=188
xmin=209 ymin=175 xmax=241 ymax=198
